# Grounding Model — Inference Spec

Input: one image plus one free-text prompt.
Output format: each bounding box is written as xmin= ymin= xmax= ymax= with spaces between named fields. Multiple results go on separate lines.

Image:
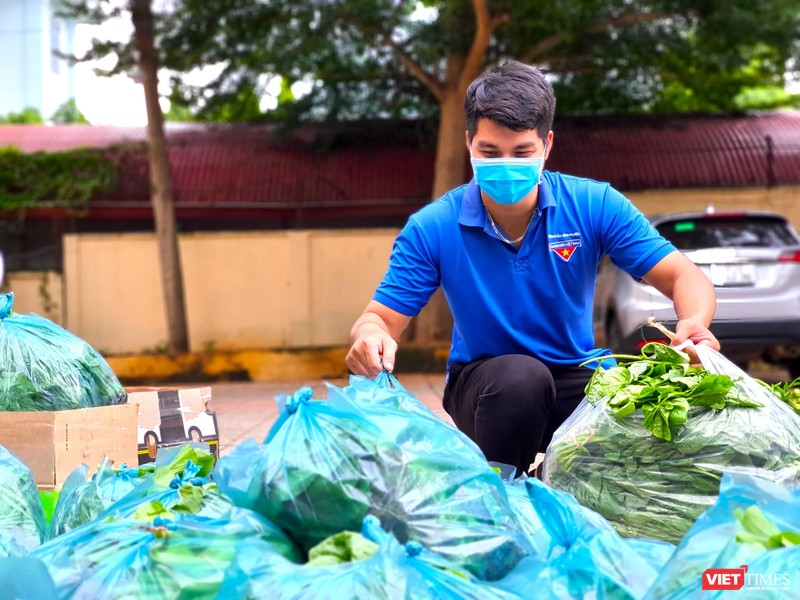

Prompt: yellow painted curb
xmin=106 ymin=347 xmax=350 ymax=383
xmin=106 ymin=345 xmax=450 ymax=384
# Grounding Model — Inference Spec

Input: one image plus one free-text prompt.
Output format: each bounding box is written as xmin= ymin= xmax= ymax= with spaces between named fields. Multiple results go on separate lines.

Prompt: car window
xmin=656 ymin=216 xmax=797 ymax=250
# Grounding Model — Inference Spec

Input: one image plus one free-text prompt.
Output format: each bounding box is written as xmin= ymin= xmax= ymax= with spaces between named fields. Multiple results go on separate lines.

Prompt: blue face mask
xmin=470 ymin=150 xmax=545 ymax=204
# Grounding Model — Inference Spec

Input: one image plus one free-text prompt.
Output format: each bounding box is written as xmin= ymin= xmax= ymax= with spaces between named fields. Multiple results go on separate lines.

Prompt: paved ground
xmin=205 ymin=373 xmax=450 ymax=456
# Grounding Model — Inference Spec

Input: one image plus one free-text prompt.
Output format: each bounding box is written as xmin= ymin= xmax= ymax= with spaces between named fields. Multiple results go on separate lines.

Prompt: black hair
xmin=464 ymin=61 xmax=555 ymax=142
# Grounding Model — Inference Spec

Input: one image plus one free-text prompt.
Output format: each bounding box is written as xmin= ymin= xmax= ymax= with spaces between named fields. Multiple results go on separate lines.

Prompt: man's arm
xmin=641 ymin=250 xmax=720 ymax=350
xmin=346 ymin=300 xmax=412 ymax=377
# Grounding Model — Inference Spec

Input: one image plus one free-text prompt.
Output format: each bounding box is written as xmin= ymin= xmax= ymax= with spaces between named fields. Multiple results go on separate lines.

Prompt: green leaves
xmin=0 ymin=146 xmax=118 ymax=212
xmin=735 ymin=505 xmax=800 ymax=550
xmin=761 ymin=377 xmax=800 ymax=415
xmin=587 ymin=343 xmax=759 ymax=440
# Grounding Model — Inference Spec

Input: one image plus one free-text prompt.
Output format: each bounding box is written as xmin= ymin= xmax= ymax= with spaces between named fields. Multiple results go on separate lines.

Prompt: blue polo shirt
xmin=374 ymin=171 xmax=675 ymax=370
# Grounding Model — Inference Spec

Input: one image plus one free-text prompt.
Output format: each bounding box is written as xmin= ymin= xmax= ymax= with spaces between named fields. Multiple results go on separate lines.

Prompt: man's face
xmin=467 ymin=118 xmax=552 ymax=159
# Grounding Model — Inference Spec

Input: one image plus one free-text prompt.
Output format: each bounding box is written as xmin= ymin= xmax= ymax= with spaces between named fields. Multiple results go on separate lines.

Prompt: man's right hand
xmin=346 ymin=301 xmax=411 ymax=377
xmin=346 ymin=322 xmax=398 ymax=377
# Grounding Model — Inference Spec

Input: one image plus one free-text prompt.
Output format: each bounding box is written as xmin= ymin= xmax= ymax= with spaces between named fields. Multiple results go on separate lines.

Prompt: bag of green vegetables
xmin=48 ymin=445 xmax=222 ymax=539
xmin=0 ymin=445 xmax=47 ymax=556
xmin=0 ymin=292 xmax=126 ymax=411
xmin=544 ymin=342 xmax=800 ymax=543
xmin=31 ymin=509 xmax=301 ymax=599
xmin=646 ymin=472 xmax=800 ymax=599
xmin=214 ymin=381 xmax=531 ymax=581
xmin=219 ymin=515 xmax=521 ymax=600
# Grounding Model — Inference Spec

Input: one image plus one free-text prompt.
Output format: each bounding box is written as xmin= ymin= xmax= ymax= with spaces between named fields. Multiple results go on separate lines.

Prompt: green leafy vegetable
xmin=759 ymin=377 xmax=800 ymax=415
xmin=546 ymin=343 xmax=800 ymax=542
xmin=306 ymin=530 xmax=379 ymax=567
xmin=735 ymin=506 xmax=800 ymax=549
xmin=583 ymin=343 xmax=759 ymax=440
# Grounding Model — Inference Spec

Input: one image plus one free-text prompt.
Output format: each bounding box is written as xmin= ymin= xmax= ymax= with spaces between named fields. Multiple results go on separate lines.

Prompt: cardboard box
xmin=0 ymin=403 xmax=139 ymax=490
xmin=126 ymin=387 xmax=219 ymax=465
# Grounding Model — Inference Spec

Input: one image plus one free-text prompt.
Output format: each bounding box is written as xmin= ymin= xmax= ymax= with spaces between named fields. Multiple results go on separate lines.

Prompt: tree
xmin=60 ymin=1 xmax=800 ymax=199
xmin=155 ymin=0 xmax=800 ymax=198
xmin=50 ymin=98 xmax=89 ymax=124
xmin=60 ymin=0 xmax=189 ymax=353
xmin=0 ymin=108 xmax=44 ymax=124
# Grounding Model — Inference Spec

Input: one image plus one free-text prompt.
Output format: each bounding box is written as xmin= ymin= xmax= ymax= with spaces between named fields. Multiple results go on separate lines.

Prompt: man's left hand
xmin=670 ymin=319 xmax=720 ymax=357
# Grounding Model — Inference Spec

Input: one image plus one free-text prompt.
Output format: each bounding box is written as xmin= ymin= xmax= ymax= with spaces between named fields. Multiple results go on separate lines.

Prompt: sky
xmin=73 ymin=22 xmax=149 ymax=126
xmin=72 ymin=19 xmax=285 ymax=127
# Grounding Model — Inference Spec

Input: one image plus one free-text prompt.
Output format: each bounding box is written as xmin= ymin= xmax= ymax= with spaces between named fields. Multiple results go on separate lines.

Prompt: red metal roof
xmin=1 ymin=111 xmax=799 ymax=221
xmin=547 ymin=112 xmax=800 ymax=190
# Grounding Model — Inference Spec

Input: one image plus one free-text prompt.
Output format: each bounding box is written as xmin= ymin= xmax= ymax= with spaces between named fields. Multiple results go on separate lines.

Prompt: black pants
xmin=442 ymin=354 xmax=593 ymax=476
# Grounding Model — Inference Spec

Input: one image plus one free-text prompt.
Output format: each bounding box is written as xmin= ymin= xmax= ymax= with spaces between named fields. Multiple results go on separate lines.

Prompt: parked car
xmin=593 ymin=208 xmax=800 ymax=378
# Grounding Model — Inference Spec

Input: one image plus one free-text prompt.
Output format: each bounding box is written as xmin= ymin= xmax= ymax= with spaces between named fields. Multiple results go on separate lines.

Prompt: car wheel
xmin=606 ymin=315 xmax=624 ymax=353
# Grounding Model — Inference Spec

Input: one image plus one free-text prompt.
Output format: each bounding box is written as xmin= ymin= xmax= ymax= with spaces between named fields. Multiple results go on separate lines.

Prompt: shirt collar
xmin=458 ymin=173 xmax=557 ymax=227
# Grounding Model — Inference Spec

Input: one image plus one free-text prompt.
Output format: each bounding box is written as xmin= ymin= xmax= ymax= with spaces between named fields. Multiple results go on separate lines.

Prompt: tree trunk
xmin=431 ymin=85 xmax=469 ymax=200
xmin=414 ymin=49 xmax=491 ymax=344
xmin=131 ymin=0 xmax=189 ymax=354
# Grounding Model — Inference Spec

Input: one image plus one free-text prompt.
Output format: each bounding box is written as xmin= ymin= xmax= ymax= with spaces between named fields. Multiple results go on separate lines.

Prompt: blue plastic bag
xmin=0 ymin=557 xmax=58 ymax=599
xmin=0 ymin=445 xmax=46 ymax=557
xmin=97 ymin=445 xmax=236 ymax=523
xmin=47 ymin=458 xmax=155 ymax=539
xmin=48 ymin=445 xmax=224 ymax=539
xmin=493 ymin=464 xmax=551 ymax=558
xmin=646 ymin=472 xmax=800 ymax=599
xmin=218 ymin=515 xmax=522 ymax=599
xmin=214 ymin=379 xmax=531 ymax=581
xmin=343 ymin=372 xmax=436 ymax=417
xmin=497 ymin=479 xmax=670 ymax=599
xmin=31 ymin=509 xmax=301 ymax=599
xmin=0 ymin=292 xmax=126 ymax=410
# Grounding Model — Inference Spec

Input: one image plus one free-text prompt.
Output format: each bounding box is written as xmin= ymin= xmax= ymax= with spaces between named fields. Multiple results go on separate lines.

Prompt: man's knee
xmin=479 ymin=354 xmax=555 ymax=405
xmin=486 ymin=354 xmax=555 ymax=395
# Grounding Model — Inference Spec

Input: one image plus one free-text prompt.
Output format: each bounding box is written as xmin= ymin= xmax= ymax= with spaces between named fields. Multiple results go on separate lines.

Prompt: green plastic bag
xmin=0 ymin=292 xmax=126 ymax=411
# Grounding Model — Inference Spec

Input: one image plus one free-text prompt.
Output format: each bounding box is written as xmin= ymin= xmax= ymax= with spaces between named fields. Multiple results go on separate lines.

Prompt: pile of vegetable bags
xmin=544 ymin=342 xmax=800 ymax=543
xmin=28 ymin=444 xmax=301 ymax=598
xmin=0 ymin=292 xmax=126 ymax=410
xmin=213 ymin=372 xmax=532 ymax=581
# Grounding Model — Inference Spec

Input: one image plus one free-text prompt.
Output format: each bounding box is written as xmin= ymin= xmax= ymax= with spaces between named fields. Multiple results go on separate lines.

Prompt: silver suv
xmin=593 ymin=209 xmax=800 ymax=378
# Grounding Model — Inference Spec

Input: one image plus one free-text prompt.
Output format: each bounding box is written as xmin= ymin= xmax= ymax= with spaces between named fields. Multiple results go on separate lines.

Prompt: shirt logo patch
xmin=549 ymin=238 xmax=581 ymax=262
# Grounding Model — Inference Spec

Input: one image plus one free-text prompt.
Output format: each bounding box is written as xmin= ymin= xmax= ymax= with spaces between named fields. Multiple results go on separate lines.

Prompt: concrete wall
xmin=5 ymin=186 xmax=798 ymax=356
xmin=4 ymin=271 xmax=63 ymax=324
xmin=629 ymin=186 xmax=800 ymax=224
xmin=62 ymin=229 xmax=396 ymax=355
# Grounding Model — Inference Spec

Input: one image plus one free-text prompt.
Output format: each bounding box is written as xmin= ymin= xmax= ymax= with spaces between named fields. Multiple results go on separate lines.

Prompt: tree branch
xmin=342 ymin=10 xmax=444 ymax=102
xmin=522 ymin=11 xmax=680 ymax=63
xmin=381 ymin=36 xmax=445 ymax=101
xmin=457 ymin=0 xmax=508 ymax=92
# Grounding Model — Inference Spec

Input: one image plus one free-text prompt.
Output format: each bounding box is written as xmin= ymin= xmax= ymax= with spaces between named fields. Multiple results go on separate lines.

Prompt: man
xmin=346 ymin=61 xmax=719 ymax=476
